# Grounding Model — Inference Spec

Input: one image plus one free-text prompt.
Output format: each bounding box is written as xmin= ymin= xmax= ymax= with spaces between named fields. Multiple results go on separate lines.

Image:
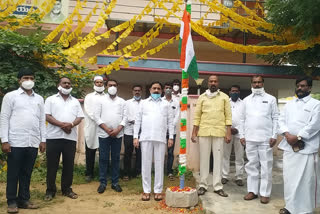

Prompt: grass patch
xmin=103 ymin=201 xmax=115 ymax=208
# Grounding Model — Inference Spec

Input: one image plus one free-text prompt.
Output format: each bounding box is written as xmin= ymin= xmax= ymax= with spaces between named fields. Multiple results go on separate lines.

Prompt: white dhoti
xmin=199 ymin=136 xmax=224 ymax=191
xmin=245 ymin=141 xmax=273 ymax=197
xmin=283 ymin=151 xmax=320 ymax=214
xmin=222 ymin=136 xmax=244 ymax=180
xmin=140 ymin=141 xmax=166 ymax=194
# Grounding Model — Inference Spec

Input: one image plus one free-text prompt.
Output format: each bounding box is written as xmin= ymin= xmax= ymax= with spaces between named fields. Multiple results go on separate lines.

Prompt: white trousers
xmin=245 ymin=141 xmax=273 ymax=197
xmin=222 ymin=136 xmax=244 ymax=180
xmin=199 ymin=136 xmax=224 ymax=191
xmin=283 ymin=151 xmax=320 ymax=214
xmin=141 ymin=141 xmax=166 ymax=194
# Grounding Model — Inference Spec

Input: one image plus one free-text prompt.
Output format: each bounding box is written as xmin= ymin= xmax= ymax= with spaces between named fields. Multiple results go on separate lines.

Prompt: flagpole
xmin=179 ymin=0 xmax=191 ymax=190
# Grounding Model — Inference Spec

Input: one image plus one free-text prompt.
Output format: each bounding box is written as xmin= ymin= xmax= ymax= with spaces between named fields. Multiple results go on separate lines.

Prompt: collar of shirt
xmin=229 ymin=97 xmax=241 ymax=103
xmin=94 ymin=91 xmax=105 ymax=96
xmin=162 ymin=96 xmax=173 ymax=103
xmin=18 ymin=87 xmax=34 ymax=96
xmin=252 ymin=91 xmax=265 ymax=97
xmin=147 ymin=96 xmax=162 ymax=102
xmin=295 ymin=95 xmax=311 ymax=103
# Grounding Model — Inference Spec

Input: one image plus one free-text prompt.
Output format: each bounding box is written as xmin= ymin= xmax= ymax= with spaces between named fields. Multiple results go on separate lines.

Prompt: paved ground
xmin=194 ymin=157 xmax=320 ymax=214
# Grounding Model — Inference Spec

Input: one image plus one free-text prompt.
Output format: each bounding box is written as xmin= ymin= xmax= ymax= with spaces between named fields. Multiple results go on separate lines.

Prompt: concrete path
xmin=194 ymin=159 xmax=320 ymax=214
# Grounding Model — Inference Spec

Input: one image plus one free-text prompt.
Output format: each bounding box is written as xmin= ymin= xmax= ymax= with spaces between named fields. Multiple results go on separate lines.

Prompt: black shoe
xmin=44 ymin=194 xmax=54 ymax=201
xmin=197 ymin=187 xmax=207 ymax=196
xmin=111 ymin=184 xmax=122 ymax=192
xmin=221 ymin=178 xmax=229 ymax=184
xmin=97 ymin=184 xmax=106 ymax=194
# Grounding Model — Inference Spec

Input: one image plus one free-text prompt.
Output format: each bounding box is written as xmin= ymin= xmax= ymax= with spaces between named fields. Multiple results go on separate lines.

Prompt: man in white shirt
xmin=278 ymin=76 xmax=320 ymax=214
xmin=172 ymin=79 xmax=181 ymax=102
xmin=1 ymin=68 xmax=46 ymax=213
xmin=222 ymin=85 xmax=245 ymax=186
xmin=163 ymin=82 xmax=180 ymax=181
xmin=84 ymin=76 xmax=105 ymax=182
xmin=94 ymin=79 xmax=126 ymax=194
xmin=240 ymin=75 xmax=279 ymax=204
xmin=134 ymin=81 xmax=174 ymax=201
xmin=123 ymin=85 xmax=143 ymax=181
xmin=44 ymin=77 xmax=84 ymax=201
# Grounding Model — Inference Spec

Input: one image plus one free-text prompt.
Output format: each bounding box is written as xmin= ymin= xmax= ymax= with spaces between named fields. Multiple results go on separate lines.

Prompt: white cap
xmin=94 ymin=76 xmax=103 ymax=82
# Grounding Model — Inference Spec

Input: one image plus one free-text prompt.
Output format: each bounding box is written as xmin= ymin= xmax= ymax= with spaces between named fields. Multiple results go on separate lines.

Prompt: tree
xmin=258 ymin=0 xmax=320 ymax=75
xmin=0 ymin=27 xmax=93 ymax=104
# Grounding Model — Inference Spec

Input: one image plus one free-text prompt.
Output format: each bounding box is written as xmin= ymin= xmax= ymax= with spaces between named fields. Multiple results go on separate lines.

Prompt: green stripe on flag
xmin=187 ymin=56 xmax=198 ymax=80
xmin=182 ymin=96 xmax=187 ymax=104
xmin=178 ymin=38 xmax=182 ymax=54
xmin=186 ymin=4 xmax=191 ymax=14
xmin=182 ymin=70 xmax=189 ymax=79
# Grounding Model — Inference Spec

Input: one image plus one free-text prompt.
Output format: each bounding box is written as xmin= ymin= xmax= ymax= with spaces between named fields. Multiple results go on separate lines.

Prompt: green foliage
xmin=265 ymin=0 xmax=320 ymax=40
xmin=0 ymin=28 xmax=93 ymax=104
xmin=258 ymin=0 xmax=320 ymax=74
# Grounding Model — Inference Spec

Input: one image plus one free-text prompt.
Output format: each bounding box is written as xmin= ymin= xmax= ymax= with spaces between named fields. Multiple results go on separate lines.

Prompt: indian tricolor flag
xmin=179 ymin=4 xmax=199 ymax=80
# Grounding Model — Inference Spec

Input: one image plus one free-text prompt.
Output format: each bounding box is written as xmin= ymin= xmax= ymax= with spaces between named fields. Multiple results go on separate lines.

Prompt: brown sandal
xmin=154 ymin=193 xmax=163 ymax=201
xmin=142 ymin=193 xmax=150 ymax=201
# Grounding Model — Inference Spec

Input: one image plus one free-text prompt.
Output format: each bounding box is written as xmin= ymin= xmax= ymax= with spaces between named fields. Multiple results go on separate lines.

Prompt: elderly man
xmin=222 ymin=85 xmax=245 ymax=186
xmin=240 ymin=75 xmax=279 ymax=204
xmin=278 ymin=76 xmax=320 ymax=214
xmin=191 ymin=75 xmax=232 ymax=197
xmin=123 ymin=85 xmax=143 ymax=181
xmin=134 ymin=81 xmax=174 ymax=201
xmin=45 ymin=77 xmax=84 ymax=200
xmin=84 ymin=76 xmax=105 ymax=182
xmin=1 ymin=68 xmax=46 ymax=213
xmin=94 ymin=79 xmax=126 ymax=194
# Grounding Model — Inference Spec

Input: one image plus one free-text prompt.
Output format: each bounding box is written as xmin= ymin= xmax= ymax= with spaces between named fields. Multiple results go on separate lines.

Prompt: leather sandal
xmin=63 ymin=191 xmax=78 ymax=199
xmin=154 ymin=193 xmax=163 ymax=201
xmin=214 ymin=189 xmax=228 ymax=197
xmin=142 ymin=193 xmax=150 ymax=201
xmin=7 ymin=205 xmax=18 ymax=214
xmin=244 ymin=192 xmax=258 ymax=200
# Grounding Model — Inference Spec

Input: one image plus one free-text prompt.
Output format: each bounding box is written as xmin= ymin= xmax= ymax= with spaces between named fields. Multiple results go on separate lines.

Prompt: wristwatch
xmin=297 ymin=136 xmax=302 ymax=141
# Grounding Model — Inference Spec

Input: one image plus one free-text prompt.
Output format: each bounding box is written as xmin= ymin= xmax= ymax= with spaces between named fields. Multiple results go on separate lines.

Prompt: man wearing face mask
xmin=239 ymin=75 xmax=279 ymax=204
xmin=83 ymin=76 xmax=106 ymax=182
xmin=134 ymin=81 xmax=174 ymax=201
xmin=172 ymin=79 xmax=181 ymax=102
xmin=222 ymin=85 xmax=245 ymax=186
xmin=191 ymin=75 xmax=232 ymax=197
xmin=44 ymin=77 xmax=84 ymax=201
xmin=1 ymin=68 xmax=46 ymax=213
xmin=162 ymin=82 xmax=180 ymax=181
xmin=94 ymin=79 xmax=126 ymax=194
xmin=123 ymin=85 xmax=143 ymax=181
xmin=278 ymin=76 xmax=320 ymax=214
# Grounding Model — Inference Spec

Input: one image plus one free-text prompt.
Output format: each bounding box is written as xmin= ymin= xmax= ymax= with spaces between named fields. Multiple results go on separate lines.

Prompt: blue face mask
xmin=134 ymin=96 xmax=141 ymax=101
xmin=229 ymin=93 xmax=240 ymax=102
xmin=151 ymin=93 xmax=161 ymax=100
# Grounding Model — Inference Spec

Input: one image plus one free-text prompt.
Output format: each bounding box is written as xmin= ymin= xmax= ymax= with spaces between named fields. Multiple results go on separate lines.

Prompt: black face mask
xmin=295 ymin=89 xmax=311 ymax=99
xmin=229 ymin=93 xmax=240 ymax=102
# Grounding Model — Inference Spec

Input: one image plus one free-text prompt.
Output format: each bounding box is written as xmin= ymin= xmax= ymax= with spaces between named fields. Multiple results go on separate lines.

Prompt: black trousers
xmin=85 ymin=143 xmax=97 ymax=177
xmin=46 ymin=139 xmax=76 ymax=196
xmin=6 ymin=147 xmax=38 ymax=206
xmin=123 ymin=134 xmax=141 ymax=177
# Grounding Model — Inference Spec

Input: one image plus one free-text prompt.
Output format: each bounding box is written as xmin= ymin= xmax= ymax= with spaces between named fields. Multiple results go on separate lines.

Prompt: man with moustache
xmin=123 ymin=85 xmax=143 ymax=181
xmin=94 ymin=79 xmax=126 ymax=193
xmin=134 ymin=81 xmax=174 ymax=201
xmin=222 ymin=85 xmax=245 ymax=186
xmin=240 ymin=75 xmax=279 ymax=204
xmin=278 ymin=76 xmax=320 ymax=214
xmin=191 ymin=75 xmax=232 ymax=197
xmin=45 ymin=77 xmax=84 ymax=200
xmin=162 ymin=82 xmax=180 ymax=180
xmin=1 ymin=68 xmax=46 ymax=213
xmin=84 ymin=76 xmax=106 ymax=182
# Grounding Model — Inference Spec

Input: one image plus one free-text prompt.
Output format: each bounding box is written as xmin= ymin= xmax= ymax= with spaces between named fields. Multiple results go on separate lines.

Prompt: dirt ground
xmin=0 ymin=178 xmax=202 ymax=214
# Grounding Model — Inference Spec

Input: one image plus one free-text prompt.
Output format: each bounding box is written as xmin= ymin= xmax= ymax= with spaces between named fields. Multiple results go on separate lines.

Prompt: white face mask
xmin=108 ymin=86 xmax=117 ymax=96
xmin=173 ymin=85 xmax=180 ymax=92
xmin=21 ymin=80 xmax=34 ymax=90
xmin=58 ymin=85 xmax=73 ymax=95
xmin=251 ymin=87 xmax=265 ymax=95
xmin=94 ymin=85 xmax=105 ymax=93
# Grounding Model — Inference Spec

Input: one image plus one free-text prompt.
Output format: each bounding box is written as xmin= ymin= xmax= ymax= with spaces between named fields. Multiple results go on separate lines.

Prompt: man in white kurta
xmin=133 ymin=82 xmax=174 ymax=201
xmin=278 ymin=76 xmax=320 ymax=214
xmin=240 ymin=75 xmax=279 ymax=204
xmin=84 ymin=76 xmax=105 ymax=182
xmin=222 ymin=85 xmax=245 ymax=186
